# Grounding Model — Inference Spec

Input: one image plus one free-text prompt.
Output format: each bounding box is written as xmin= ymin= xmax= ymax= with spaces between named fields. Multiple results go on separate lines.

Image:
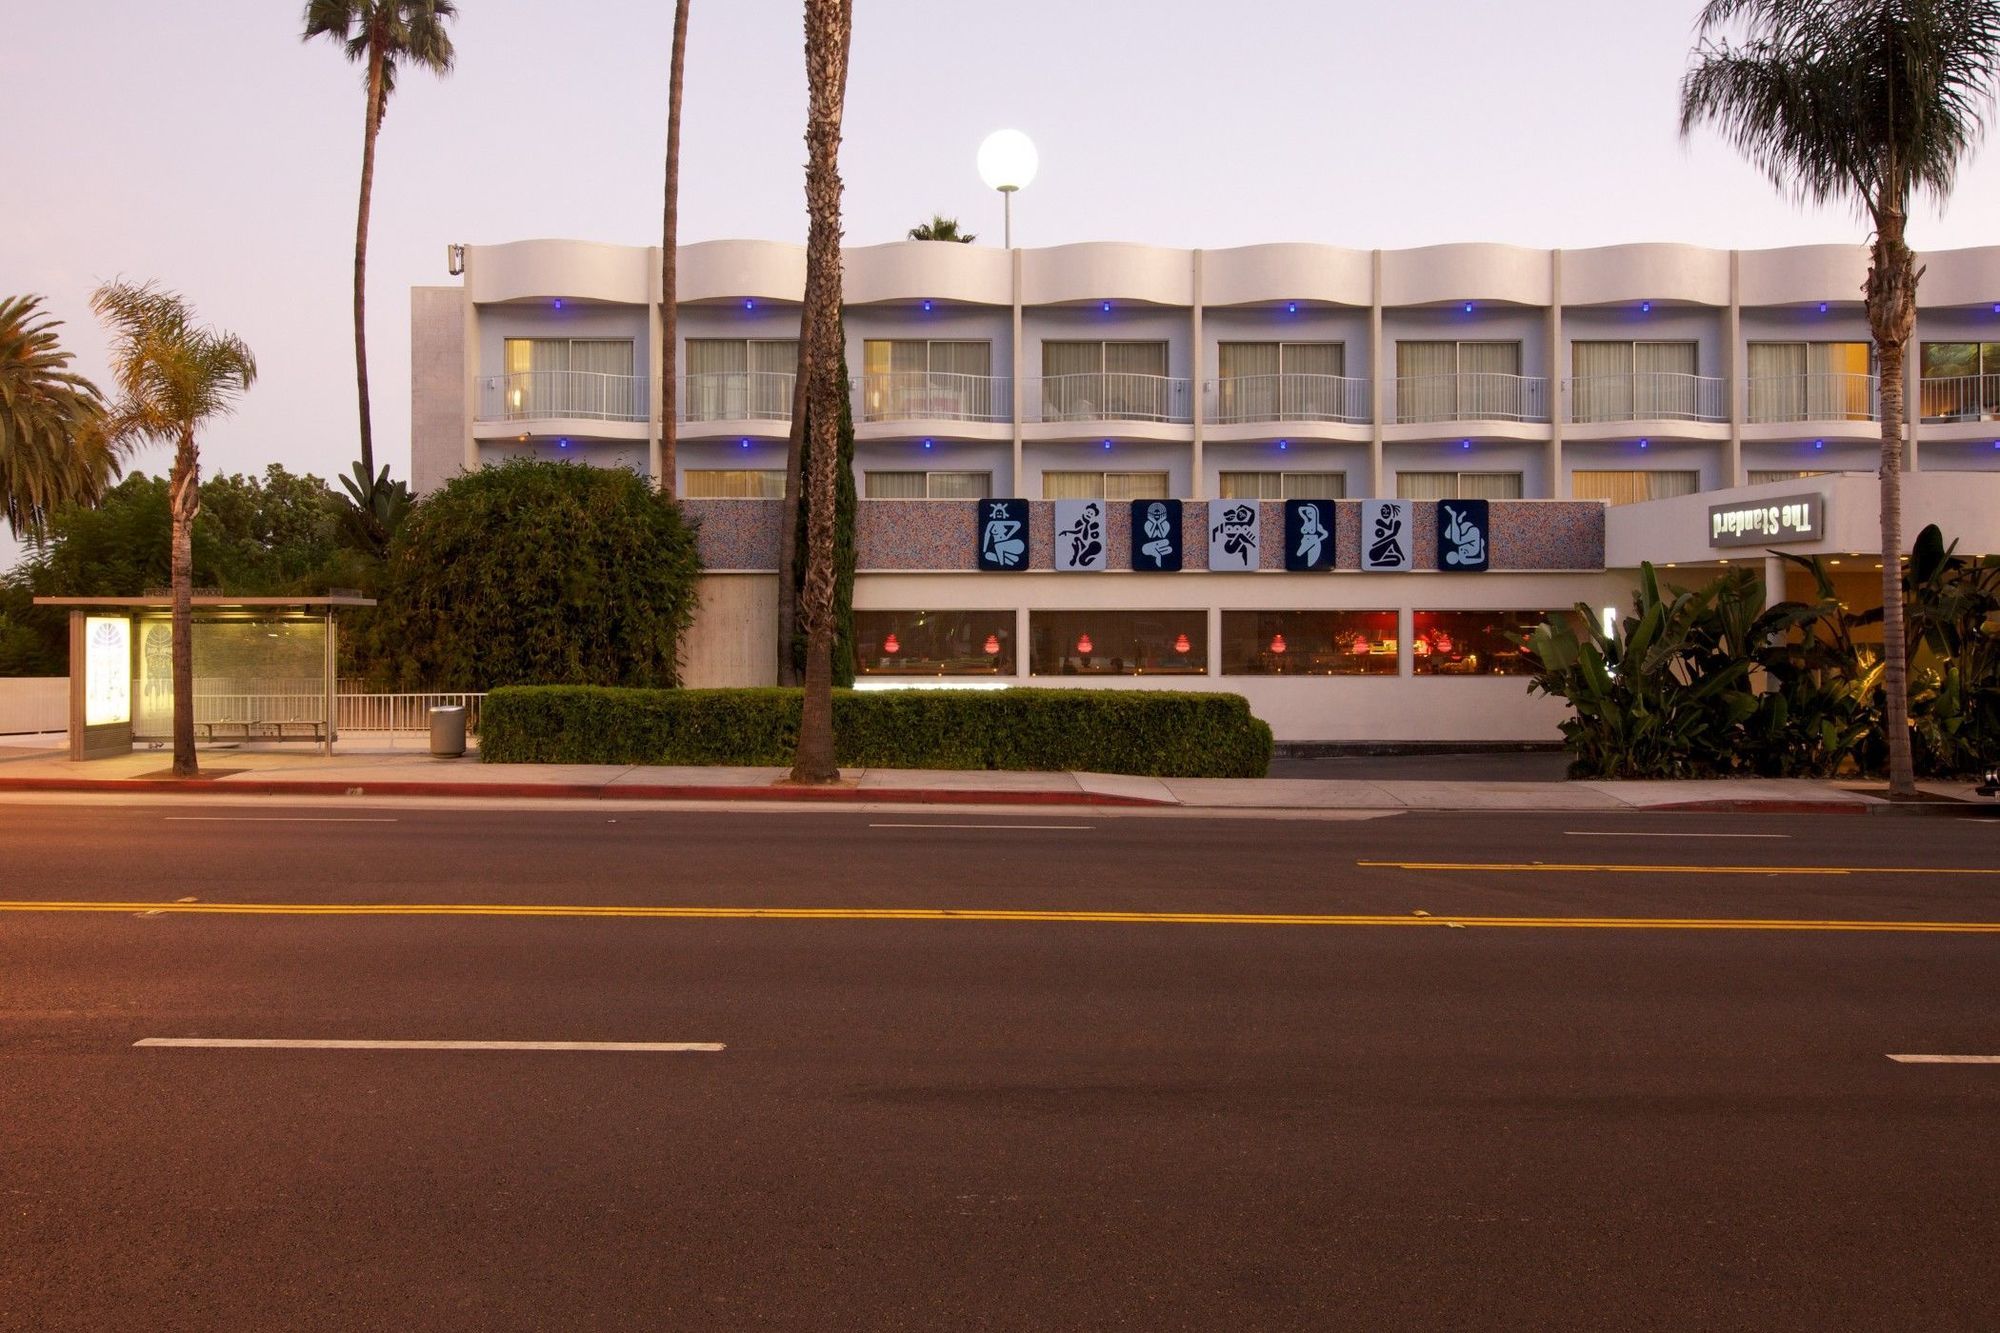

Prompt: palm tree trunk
xmin=169 ymin=431 xmax=200 ymax=779
xmin=775 ymin=346 xmax=809 ymax=686
xmin=1868 ymin=216 xmax=1919 ymax=796
xmin=659 ymin=0 xmax=690 ymax=498
xmin=352 ymin=38 xmax=385 ymax=484
xmin=788 ymin=0 xmax=852 ymax=784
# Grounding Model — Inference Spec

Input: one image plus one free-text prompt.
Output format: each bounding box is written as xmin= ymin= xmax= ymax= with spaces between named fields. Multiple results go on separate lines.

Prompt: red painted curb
xmin=0 ymin=775 xmax=1170 ymax=808
xmin=1648 ymin=799 xmax=1869 ymax=815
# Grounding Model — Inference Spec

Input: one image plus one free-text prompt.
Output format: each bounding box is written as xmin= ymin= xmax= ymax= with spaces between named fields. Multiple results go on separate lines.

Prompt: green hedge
xmin=480 ymin=686 xmax=1272 ymax=777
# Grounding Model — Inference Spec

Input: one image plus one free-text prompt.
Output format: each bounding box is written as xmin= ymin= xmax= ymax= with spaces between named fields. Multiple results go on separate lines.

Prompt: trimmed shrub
xmin=480 ymin=686 xmax=1272 ymax=778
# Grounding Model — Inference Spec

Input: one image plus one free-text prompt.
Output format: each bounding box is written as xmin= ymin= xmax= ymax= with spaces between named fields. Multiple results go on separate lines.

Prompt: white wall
xmin=0 ymin=678 xmax=66 ymax=736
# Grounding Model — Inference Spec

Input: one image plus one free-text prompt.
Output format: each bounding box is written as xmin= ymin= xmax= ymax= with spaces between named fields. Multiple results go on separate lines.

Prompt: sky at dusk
xmin=6 ymin=0 xmax=2000 ymax=566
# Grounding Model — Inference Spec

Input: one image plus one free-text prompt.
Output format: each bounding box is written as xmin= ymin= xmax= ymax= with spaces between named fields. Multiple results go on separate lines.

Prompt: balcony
xmin=679 ymin=370 xmax=796 ymax=423
xmin=1025 ymin=373 xmax=1192 ymax=425
xmin=856 ymin=372 xmax=1010 ymax=424
xmin=476 ymin=370 xmax=647 ymax=423
xmin=1746 ymin=373 xmax=1879 ymax=424
xmin=1919 ymin=373 xmax=2000 ymax=423
xmin=1203 ymin=374 xmax=1370 ymax=425
xmin=1393 ymin=373 xmax=1549 ymax=425
xmin=1567 ymin=372 xmax=1727 ymax=424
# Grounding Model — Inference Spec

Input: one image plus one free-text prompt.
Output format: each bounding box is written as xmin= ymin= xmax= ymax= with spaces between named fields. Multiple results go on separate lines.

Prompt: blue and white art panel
xmin=1437 ymin=498 xmax=1490 ymax=572
xmin=1130 ymin=498 xmax=1183 ymax=572
xmin=1283 ymin=499 xmax=1336 ymax=572
xmin=1207 ymin=499 xmax=1262 ymax=571
xmin=976 ymin=498 xmax=1029 ymax=571
xmin=1052 ymin=499 xmax=1108 ymax=572
xmin=1360 ymin=499 xmax=1413 ymax=572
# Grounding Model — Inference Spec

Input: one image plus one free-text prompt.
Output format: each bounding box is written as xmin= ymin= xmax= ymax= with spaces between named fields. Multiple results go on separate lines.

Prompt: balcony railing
xmin=1746 ymin=372 xmax=1879 ymax=424
xmin=856 ymin=372 xmax=1010 ymax=423
xmin=1394 ymin=373 xmax=1549 ymax=424
xmin=680 ymin=370 xmax=797 ymax=423
xmin=1203 ymin=374 xmax=1370 ymax=425
xmin=1919 ymin=373 xmax=2000 ymax=423
xmin=1025 ymin=373 xmax=1192 ymax=424
xmin=1567 ymin=372 xmax=1727 ymax=424
xmin=476 ymin=370 xmax=647 ymax=423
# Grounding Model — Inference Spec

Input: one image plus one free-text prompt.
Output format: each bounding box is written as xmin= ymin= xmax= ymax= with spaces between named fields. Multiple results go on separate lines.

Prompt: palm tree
xmin=790 ymin=0 xmax=854 ymax=784
xmin=91 ymin=282 xmax=257 ymax=779
xmin=0 ymin=295 xmax=116 ymax=537
xmin=908 ymin=214 xmax=976 ymax=243
xmin=302 ymin=0 xmax=456 ymax=489
xmin=660 ymin=0 xmax=692 ymax=499
xmin=1681 ymin=0 xmax=2000 ymax=796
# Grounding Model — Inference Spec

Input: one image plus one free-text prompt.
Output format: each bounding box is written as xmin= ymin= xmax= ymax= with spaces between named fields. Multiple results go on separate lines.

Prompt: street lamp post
xmin=977 ymin=129 xmax=1038 ymax=249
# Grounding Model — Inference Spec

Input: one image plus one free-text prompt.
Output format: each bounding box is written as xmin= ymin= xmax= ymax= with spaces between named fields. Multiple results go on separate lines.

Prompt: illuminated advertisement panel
xmin=83 ymin=616 xmax=131 ymax=726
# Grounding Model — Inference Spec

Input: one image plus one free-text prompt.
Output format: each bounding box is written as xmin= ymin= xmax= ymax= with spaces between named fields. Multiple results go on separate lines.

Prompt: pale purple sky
xmin=5 ymin=0 xmax=1998 ymax=530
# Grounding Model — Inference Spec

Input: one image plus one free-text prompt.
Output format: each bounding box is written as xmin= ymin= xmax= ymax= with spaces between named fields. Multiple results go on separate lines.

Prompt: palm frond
xmin=0 ymin=295 xmax=115 ymax=536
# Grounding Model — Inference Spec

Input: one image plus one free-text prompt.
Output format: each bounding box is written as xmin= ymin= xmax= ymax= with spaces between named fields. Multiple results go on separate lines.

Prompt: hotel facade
xmin=410 ymin=239 xmax=2000 ymax=743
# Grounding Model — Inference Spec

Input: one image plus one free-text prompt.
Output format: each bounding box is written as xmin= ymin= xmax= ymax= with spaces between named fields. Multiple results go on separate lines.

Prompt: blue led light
xmin=1639 ymin=439 xmax=1649 ymax=449
xmin=559 ymin=438 xmax=570 ymax=449
xmin=1461 ymin=439 xmax=1472 ymax=450
xmin=1819 ymin=302 xmax=1828 ymax=313
xmin=922 ymin=299 xmax=933 ymax=312
xmin=1993 ymin=303 xmax=2000 ymax=315
xmin=744 ymin=299 xmax=755 ymax=311
xmin=1641 ymin=301 xmax=1652 ymax=314
xmin=740 ymin=438 xmax=750 ymax=449
xmin=922 ymin=439 xmax=933 ymax=450
xmin=1278 ymin=440 xmax=1289 ymax=451
xmin=1463 ymin=302 xmax=1473 ymax=314
xmin=1101 ymin=300 xmax=1112 ymax=313
xmin=554 ymin=299 xmax=563 ymax=310
xmin=1814 ymin=439 xmax=1825 ymax=450
xmin=1102 ymin=439 xmax=1112 ymax=450
xmin=1286 ymin=301 xmax=1298 ymax=314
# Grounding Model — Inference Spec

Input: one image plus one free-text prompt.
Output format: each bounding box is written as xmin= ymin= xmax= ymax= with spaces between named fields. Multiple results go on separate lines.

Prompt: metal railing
xmin=1203 ymin=374 xmax=1370 ymax=425
xmin=476 ymin=370 xmax=648 ymax=423
xmin=128 ymin=692 xmax=485 ymax=742
xmin=855 ymin=372 xmax=1010 ymax=423
xmin=1919 ymin=373 xmax=2000 ymax=423
xmin=1393 ymin=373 xmax=1550 ymax=424
xmin=1026 ymin=373 xmax=1192 ymax=424
xmin=680 ymin=371 xmax=797 ymax=422
xmin=338 ymin=693 xmax=484 ymax=735
xmin=1746 ymin=372 xmax=1880 ymax=423
xmin=1567 ymin=372 xmax=1727 ymax=424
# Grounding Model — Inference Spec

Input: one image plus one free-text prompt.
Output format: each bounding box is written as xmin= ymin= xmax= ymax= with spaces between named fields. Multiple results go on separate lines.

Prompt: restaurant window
xmin=1746 ymin=342 xmax=1872 ymax=422
xmin=683 ymin=469 xmax=785 ymax=498
xmin=864 ymin=471 xmax=993 ymax=499
xmin=1570 ymin=470 xmax=1700 ymax=506
xmin=1218 ymin=471 xmax=1346 ymax=500
xmin=1221 ymin=611 xmax=1398 ymax=676
xmin=1029 ymin=611 xmax=1206 ymax=676
xmin=1042 ymin=471 xmax=1170 ymax=501
xmin=1919 ymin=342 xmax=2000 ymax=420
xmin=1397 ymin=471 xmax=1523 ymax=500
xmin=854 ymin=610 xmax=1014 ymax=676
xmin=1411 ymin=610 xmax=1548 ymax=676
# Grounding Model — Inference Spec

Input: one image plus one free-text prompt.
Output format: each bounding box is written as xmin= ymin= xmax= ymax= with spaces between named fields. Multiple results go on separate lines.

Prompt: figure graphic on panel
xmin=1058 ymin=502 xmax=1104 ymax=568
xmin=1211 ymin=503 xmax=1259 ymax=567
xmin=1368 ymin=503 xmax=1405 ymax=567
xmin=1141 ymin=502 xmax=1175 ymax=567
xmin=1442 ymin=503 xmax=1487 ymax=567
xmin=1295 ymin=503 xmax=1328 ymax=567
xmin=981 ymin=502 xmax=1024 ymax=567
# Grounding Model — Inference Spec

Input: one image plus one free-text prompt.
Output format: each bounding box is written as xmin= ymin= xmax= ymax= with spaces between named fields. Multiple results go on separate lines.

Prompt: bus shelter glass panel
xmin=134 ymin=617 xmax=330 ymax=740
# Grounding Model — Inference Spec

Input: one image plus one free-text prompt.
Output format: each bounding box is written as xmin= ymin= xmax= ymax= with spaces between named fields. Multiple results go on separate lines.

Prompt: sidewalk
xmin=0 ymin=742 xmax=1987 ymax=814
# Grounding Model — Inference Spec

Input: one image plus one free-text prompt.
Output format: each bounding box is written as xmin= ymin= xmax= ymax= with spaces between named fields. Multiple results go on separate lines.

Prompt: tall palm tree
xmin=91 ymin=282 xmax=257 ymax=779
xmin=302 ymin=0 xmax=456 ymax=488
xmin=908 ymin=214 xmax=976 ymax=243
xmin=660 ymin=0 xmax=692 ymax=499
xmin=789 ymin=0 xmax=854 ymax=784
xmin=1682 ymin=0 xmax=2000 ymax=796
xmin=0 ymin=295 xmax=115 ymax=537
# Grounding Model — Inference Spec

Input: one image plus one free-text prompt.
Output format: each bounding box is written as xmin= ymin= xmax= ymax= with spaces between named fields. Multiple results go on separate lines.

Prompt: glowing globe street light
xmin=977 ymin=129 xmax=1038 ymax=249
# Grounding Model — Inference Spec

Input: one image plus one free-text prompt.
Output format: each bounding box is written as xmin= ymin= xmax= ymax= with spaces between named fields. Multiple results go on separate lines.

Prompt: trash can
xmin=428 ymin=705 xmax=467 ymax=758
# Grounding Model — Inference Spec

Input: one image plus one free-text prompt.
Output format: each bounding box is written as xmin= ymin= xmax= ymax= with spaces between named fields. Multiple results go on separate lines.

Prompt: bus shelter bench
xmin=192 ymin=719 xmax=326 ymax=743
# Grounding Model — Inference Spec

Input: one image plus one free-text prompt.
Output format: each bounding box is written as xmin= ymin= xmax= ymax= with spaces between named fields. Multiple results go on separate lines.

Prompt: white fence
xmin=0 ymin=678 xmax=65 ymax=735
xmin=338 ymin=693 xmax=484 ymax=736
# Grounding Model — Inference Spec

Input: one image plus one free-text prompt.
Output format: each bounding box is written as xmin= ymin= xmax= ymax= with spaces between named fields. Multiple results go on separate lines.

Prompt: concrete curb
xmin=1653 ymin=797 xmax=1994 ymax=818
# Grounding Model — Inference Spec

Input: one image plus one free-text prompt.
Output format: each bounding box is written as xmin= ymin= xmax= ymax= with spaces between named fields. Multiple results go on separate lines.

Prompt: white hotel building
xmin=410 ymin=239 xmax=2000 ymax=744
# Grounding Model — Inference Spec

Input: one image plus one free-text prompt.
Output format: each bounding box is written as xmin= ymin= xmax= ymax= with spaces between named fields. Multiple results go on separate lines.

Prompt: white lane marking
xmin=1887 ymin=1054 xmax=2000 ymax=1064
xmin=869 ymin=822 xmax=1093 ymax=830
xmin=164 ymin=816 xmax=400 ymax=823
xmin=1562 ymin=831 xmax=1790 ymax=840
xmin=134 ymin=1038 xmax=724 ymax=1052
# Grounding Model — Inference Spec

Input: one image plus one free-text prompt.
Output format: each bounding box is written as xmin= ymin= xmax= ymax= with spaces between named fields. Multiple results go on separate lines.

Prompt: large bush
xmin=364 ymin=460 xmax=701 ymax=691
xmin=480 ymin=686 xmax=1272 ymax=778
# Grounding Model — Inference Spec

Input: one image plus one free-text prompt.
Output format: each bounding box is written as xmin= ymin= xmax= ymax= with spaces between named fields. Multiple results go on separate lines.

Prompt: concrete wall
xmin=410 ymin=287 xmax=465 ymax=494
xmin=681 ymin=574 xmax=778 ymax=687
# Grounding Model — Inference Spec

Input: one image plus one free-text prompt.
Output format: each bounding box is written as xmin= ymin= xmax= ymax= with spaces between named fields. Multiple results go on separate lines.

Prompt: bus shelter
xmin=34 ymin=595 xmax=375 ymax=761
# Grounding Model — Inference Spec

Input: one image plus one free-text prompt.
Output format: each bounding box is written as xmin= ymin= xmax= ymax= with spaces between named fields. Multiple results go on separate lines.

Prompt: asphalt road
xmin=2 ymin=800 xmax=1997 ymax=1331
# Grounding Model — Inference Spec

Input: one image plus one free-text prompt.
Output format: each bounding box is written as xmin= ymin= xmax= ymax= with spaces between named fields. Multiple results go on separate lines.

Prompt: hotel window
xmin=1029 ymin=611 xmax=1206 ymax=676
xmin=1749 ymin=469 xmax=1830 ymax=485
xmin=863 ymin=471 xmax=993 ymax=499
xmin=1042 ymin=471 xmax=1170 ymax=501
xmin=501 ymin=338 xmax=638 ymax=419
xmin=861 ymin=340 xmax=996 ymax=421
xmin=1919 ymin=342 xmax=2000 ymax=420
xmin=1041 ymin=340 xmax=1173 ymax=420
xmin=1571 ymin=341 xmax=1701 ymax=421
xmin=683 ymin=469 xmax=786 ymax=499
xmin=1411 ymin=610 xmax=1549 ymax=676
xmin=1213 ymin=342 xmax=1347 ymax=421
xmin=1217 ymin=471 xmax=1346 ymax=500
xmin=1221 ymin=611 xmax=1398 ymax=676
xmin=1396 ymin=472 xmax=1523 ymax=501
xmin=1570 ymin=470 xmax=1700 ymax=506
xmin=1746 ymin=342 xmax=1873 ymax=422
xmin=1396 ymin=341 xmax=1523 ymax=421
xmin=684 ymin=338 xmax=799 ymax=420
xmin=855 ymin=610 xmax=1015 ymax=676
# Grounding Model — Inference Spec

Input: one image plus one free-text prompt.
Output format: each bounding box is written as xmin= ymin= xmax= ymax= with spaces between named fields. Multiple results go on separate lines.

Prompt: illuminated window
xmin=1746 ymin=342 xmax=1874 ymax=422
xmin=863 ymin=471 xmax=992 ymax=499
xmin=1029 ymin=611 xmax=1206 ymax=676
xmin=684 ymin=469 xmax=785 ymax=498
xmin=854 ymin=611 xmax=1015 ymax=676
xmin=1042 ymin=471 xmax=1170 ymax=501
xmin=1221 ymin=611 xmax=1397 ymax=676
xmin=1397 ymin=472 xmax=1523 ymax=501
xmin=1411 ymin=610 xmax=1549 ymax=677
xmin=1570 ymin=470 xmax=1699 ymax=506
xmin=1218 ymin=471 xmax=1345 ymax=500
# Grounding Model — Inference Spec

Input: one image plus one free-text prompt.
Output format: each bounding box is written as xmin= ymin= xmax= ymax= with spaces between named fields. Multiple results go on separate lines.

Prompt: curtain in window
xmin=1104 ymin=343 xmax=1169 ymax=419
xmin=1041 ymin=342 xmax=1100 ymax=420
xmin=1217 ymin=343 xmax=1279 ymax=423
xmin=926 ymin=471 xmax=992 ymax=499
xmin=748 ymin=340 xmax=800 ymax=418
xmin=1571 ymin=341 xmax=1633 ymax=422
xmin=928 ymin=342 xmax=993 ymax=419
xmin=1748 ymin=470 xmax=1828 ymax=484
xmin=1635 ymin=341 xmax=1698 ymax=418
xmin=1459 ymin=342 xmax=1523 ymax=419
xmin=565 ymin=340 xmax=635 ymax=418
xmin=1042 ymin=470 xmax=1104 ymax=500
xmin=685 ymin=469 xmax=786 ymax=498
xmin=1219 ymin=471 xmax=1281 ymax=500
xmin=504 ymin=339 xmax=571 ymax=417
xmin=1280 ymin=342 xmax=1345 ymax=419
xmin=1748 ymin=343 xmax=1807 ymax=421
xmin=1283 ymin=472 xmax=1345 ymax=499
xmin=1396 ymin=471 xmax=1457 ymax=500
xmin=1459 ymin=472 xmax=1524 ymax=499
xmin=1396 ymin=342 xmax=1456 ymax=422
xmin=1808 ymin=342 xmax=1872 ymax=419
xmin=1571 ymin=470 xmax=1700 ymax=506
xmin=1105 ymin=471 xmax=1169 ymax=501
xmin=863 ymin=471 xmax=927 ymax=499
xmin=686 ymin=339 xmax=748 ymax=421
xmin=862 ymin=340 xmax=924 ymax=417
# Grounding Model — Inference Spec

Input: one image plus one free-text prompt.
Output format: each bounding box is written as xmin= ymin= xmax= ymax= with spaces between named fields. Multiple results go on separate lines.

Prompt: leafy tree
xmin=361 ymin=459 xmax=701 ymax=691
xmin=92 ymin=281 xmax=256 ymax=778
xmin=302 ymin=0 xmax=457 ymax=488
xmin=0 ymin=295 xmax=115 ymax=536
xmin=660 ymin=0 xmax=691 ymax=498
xmin=907 ymin=214 xmax=975 ymax=243
xmin=1680 ymin=0 xmax=2000 ymax=795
